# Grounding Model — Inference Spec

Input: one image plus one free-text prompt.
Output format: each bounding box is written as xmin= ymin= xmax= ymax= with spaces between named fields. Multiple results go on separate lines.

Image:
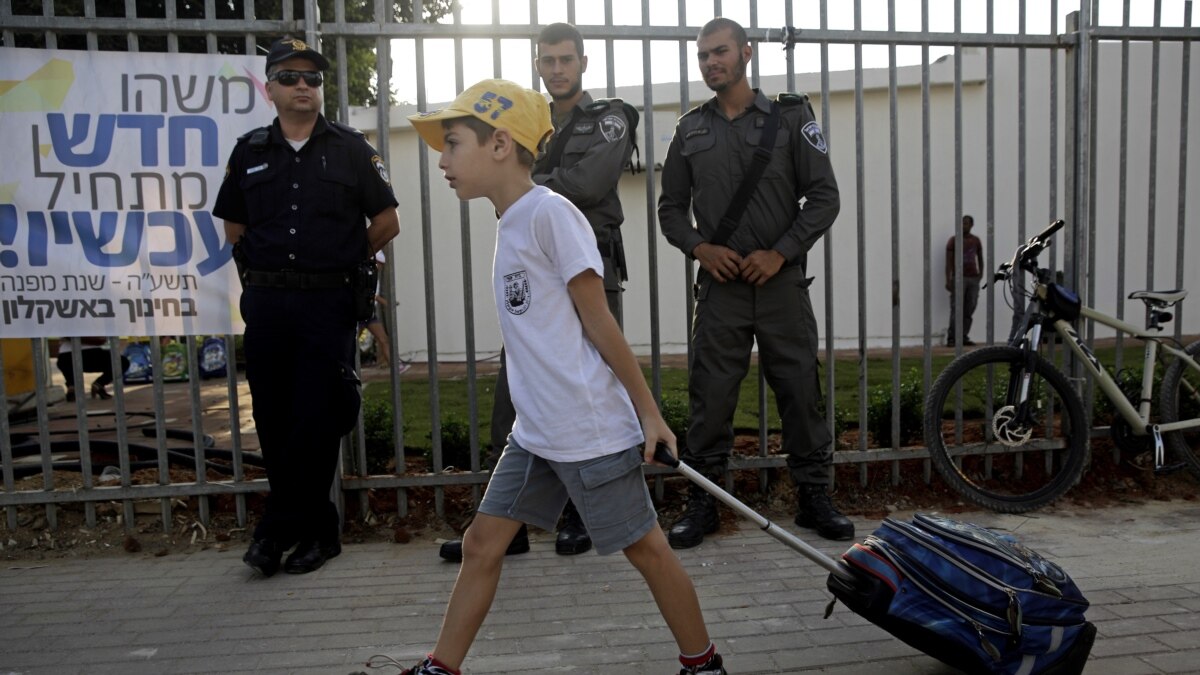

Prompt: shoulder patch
xmin=371 ymin=154 xmax=391 ymax=185
xmin=599 ymin=114 xmax=628 ymax=143
xmin=800 ymin=121 xmax=828 ymax=154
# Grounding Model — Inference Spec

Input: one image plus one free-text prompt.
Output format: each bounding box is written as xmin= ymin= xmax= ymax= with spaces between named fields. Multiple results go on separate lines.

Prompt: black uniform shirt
xmin=658 ymin=90 xmax=840 ymax=268
xmin=532 ymin=92 xmax=633 ymax=245
xmin=213 ymin=115 xmax=398 ymax=273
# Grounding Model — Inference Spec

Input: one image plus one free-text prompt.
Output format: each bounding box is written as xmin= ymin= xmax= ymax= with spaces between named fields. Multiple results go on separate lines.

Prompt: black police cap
xmin=265 ymin=37 xmax=330 ymax=74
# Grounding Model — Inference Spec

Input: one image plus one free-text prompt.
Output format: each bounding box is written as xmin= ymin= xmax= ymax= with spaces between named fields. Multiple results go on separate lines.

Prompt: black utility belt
xmin=243 ymin=269 xmax=352 ymax=290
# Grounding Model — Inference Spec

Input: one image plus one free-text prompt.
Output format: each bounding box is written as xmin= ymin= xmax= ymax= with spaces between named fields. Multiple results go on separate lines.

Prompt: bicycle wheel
xmin=924 ymin=345 xmax=1089 ymax=513
xmin=1160 ymin=339 xmax=1200 ymax=479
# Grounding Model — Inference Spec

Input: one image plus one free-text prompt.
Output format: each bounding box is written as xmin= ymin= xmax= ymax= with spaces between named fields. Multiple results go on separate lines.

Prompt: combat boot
xmin=555 ymin=499 xmax=592 ymax=555
xmin=794 ymin=483 xmax=854 ymax=541
xmin=668 ymin=483 xmax=719 ymax=549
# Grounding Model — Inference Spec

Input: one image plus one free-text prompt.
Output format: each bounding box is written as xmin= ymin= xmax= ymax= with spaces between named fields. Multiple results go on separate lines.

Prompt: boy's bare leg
xmin=432 ymin=513 xmax=525 ymax=668
xmin=622 ymin=523 xmax=711 ymax=654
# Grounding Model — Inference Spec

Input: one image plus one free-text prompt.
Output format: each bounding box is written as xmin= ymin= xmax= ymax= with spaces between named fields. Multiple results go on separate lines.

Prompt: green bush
xmin=361 ymin=398 xmax=403 ymax=474
xmin=867 ymin=369 xmax=924 ymax=447
xmin=427 ymin=414 xmax=477 ymax=470
xmin=659 ymin=395 xmax=690 ymax=442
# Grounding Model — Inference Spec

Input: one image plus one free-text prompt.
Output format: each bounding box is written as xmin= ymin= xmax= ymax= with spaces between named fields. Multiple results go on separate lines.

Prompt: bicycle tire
xmin=923 ymin=345 xmax=1089 ymax=513
xmin=1159 ymin=339 xmax=1200 ymax=479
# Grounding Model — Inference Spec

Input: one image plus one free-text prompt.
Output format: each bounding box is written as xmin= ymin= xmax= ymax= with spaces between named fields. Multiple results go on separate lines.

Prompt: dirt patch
xmin=3 ymin=435 xmax=1197 ymax=564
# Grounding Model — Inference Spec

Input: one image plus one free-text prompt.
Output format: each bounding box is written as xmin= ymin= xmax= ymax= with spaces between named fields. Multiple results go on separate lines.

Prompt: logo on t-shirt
xmin=504 ymin=270 xmax=531 ymax=315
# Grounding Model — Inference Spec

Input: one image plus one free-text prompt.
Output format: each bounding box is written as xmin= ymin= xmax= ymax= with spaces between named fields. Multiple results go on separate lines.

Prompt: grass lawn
xmin=362 ymin=339 xmax=1168 ymax=454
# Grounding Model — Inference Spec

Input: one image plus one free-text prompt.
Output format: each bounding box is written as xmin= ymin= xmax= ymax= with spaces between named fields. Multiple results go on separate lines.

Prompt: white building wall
xmin=354 ymin=41 xmax=1199 ymax=362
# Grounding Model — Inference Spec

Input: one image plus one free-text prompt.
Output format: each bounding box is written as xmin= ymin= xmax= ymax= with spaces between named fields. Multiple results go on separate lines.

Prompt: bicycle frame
xmin=1012 ymin=285 xmax=1200 ymax=442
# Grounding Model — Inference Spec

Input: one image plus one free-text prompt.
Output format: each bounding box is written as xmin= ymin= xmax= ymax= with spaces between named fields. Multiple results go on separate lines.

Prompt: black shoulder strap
xmin=540 ymin=107 xmax=583 ymax=171
xmin=709 ymin=101 xmax=781 ymax=247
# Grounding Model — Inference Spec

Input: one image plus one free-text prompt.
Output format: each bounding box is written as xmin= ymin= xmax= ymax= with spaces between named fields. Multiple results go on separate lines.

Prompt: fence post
xmin=1064 ymin=9 xmax=1093 ymax=396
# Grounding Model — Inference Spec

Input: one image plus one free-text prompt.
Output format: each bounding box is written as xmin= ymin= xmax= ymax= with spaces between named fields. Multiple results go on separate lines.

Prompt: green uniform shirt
xmin=657 ymin=89 xmax=840 ymax=270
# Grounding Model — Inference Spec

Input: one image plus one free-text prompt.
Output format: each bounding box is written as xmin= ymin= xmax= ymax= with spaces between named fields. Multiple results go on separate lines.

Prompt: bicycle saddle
xmin=1129 ymin=289 xmax=1187 ymax=306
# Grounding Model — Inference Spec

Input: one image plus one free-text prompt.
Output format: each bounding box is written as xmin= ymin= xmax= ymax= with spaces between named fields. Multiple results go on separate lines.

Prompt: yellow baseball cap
xmin=407 ymin=79 xmax=553 ymax=156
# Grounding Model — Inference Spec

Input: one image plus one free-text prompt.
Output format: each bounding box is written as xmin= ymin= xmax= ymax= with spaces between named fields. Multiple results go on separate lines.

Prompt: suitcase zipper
xmin=886 ymin=518 xmax=1080 ymax=605
xmin=868 ymin=537 xmax=1013 ymax=660
xmin=908 ymin=515 xmax=1073 ymax=599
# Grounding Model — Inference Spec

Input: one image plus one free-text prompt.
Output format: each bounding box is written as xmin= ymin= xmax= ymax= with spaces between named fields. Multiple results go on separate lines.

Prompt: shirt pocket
xmin=316 ymin=156 xmax=359 ymax=220
xmin=238 ymin=165 xmax=280 ymax=224
xmin=744 ymin=125 xmax=793 ymax=184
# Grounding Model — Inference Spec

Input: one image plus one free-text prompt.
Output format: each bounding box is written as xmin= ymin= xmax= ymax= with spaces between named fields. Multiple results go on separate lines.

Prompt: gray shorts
xmin=478 ymin=438 xmax=658 ymax=555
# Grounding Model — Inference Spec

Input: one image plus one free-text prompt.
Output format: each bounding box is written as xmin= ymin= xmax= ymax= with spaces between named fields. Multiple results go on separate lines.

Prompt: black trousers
xmin=241 ymin=286 xmax=360 ymax=546
xmin=56 ymin=348 xmax=128 ymax=390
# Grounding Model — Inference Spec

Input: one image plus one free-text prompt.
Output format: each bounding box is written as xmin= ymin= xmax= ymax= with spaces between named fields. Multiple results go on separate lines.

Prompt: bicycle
xmin=923 ymin=219 xmax=1200 ymax=513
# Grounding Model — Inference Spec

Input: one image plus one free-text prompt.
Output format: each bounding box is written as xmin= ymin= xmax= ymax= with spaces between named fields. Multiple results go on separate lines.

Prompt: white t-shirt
xmin=494 ymin=186 xmax=643 ymax=462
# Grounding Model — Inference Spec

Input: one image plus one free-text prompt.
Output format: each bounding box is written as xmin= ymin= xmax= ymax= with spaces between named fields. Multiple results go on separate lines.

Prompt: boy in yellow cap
xmin=380 ymin=79 xmax=726 ymax=675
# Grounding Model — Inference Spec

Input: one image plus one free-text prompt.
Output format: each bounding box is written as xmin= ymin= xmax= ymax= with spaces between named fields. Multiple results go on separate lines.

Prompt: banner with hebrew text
xmin=0 ymin=48 xmax=275 ymax=338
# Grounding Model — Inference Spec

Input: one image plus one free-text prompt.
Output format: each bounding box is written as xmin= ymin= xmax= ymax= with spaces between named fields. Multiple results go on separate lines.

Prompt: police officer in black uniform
xmin=214 ymin=37 xmax=400 ymax=576
xmin=658 ymin=18 xmax=852 ymax=548
xmin=438 ymin=23 xmax=637 ymax=562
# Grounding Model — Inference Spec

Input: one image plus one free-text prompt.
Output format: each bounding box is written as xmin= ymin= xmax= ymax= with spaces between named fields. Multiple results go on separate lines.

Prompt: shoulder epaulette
xmin=679 ymin=103 xmax=707 ymax=122
xmin=237 ymin=126 xmax=271 ymax=151
xmin=330 ymin=120 xmax=365 ymax=136
xmin=584 ymin=98 xmax=625 ymax=116
xmin=776 ymin=92 xmax=810 ymax=106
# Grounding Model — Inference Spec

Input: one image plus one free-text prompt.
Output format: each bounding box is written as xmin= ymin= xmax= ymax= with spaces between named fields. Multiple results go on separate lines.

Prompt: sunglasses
xmin=269 ymin=70 xmax=324 ymax=87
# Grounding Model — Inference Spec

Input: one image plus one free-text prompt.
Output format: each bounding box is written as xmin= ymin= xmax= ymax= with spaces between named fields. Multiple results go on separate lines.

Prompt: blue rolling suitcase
xmin=652 ymin=445 xmax=1095 ymax=675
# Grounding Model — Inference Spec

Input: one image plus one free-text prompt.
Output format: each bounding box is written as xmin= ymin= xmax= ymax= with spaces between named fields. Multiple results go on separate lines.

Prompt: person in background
xmin=945 ymin=214 xmax=984 ymax=347
xmin=213 ymin=37 xmax=400 ymax=577
xmin=56 ymin=337 xmax=128 ymax=401
xmin=657 ymin=17 xmax=850 ymax=548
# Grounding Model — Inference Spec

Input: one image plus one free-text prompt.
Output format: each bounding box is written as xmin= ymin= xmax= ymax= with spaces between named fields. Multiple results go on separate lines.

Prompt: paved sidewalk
xmin=2 ymin=501 xmax=1199 ymax=674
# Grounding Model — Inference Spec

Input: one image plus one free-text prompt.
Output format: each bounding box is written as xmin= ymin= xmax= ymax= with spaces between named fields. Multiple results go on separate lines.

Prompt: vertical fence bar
xmin=1115 ymin=1 xmax=1131 ymax=375
xmin=920 ymin=0 xmax=932 ymax=484
xmin=854 ymin=0 xmax=869 ymax=485
xmin=641 ymin=0 xmax=662 ymax=403
xmin=0 ymin=343 xmax=14 ymax=530
xmin=67 ymin=338 xmax=97 ymax=528
xmin=185 ymin=336 xmax=210 ymax=526
xmin=414 ymin=0 xmax=443 ymax=518
xmin=224 ymin=334 xmax=247 ymax=527
xmin=1085 ymin=0 xmax=1100 ymax=432
xmin=1147 ymin=0 xmax=1162 ymax=308
xmin=147 ymin=339 xmax=172 ymax=530
xmin=821 ymin=0 xmax=836 ymax=478
xmin=888 ymin=0 xmax=901 ymax=485
xmin=32 ymin=338 xmax=56 ymax=529
xmin=105 ymin=338 xmax=134 ymax=531
xmin=449 ymin=0 xmax=482 ymax=506
xmin=986 ymin=0 xmax=996 ymax=351
xmin=1175 ymin=0 xmax=1192 ymax=343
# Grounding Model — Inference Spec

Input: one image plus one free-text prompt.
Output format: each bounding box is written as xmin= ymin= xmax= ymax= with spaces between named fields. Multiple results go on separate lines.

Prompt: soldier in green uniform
xmin=439 ymin=23 xmax=637 ymax=562
xmin=658 ymin=17 xmax=852 ymax=548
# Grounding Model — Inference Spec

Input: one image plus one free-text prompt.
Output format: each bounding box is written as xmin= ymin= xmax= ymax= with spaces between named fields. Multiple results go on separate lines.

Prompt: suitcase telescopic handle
xmin=652 ymin=443 xmax=854 ymax=581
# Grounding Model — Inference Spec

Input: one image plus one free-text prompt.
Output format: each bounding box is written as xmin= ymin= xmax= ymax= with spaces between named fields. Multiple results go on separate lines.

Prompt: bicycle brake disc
xmin=993 ymin=405 xmax=1034 ymax=446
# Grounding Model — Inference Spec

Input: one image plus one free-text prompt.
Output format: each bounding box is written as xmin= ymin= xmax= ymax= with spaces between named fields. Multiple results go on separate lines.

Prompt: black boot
xmin=555 ymin=499 xmax=592 ymax=555
xmin=438 ymin=523 xmax=530 ymax=562
xmin=668 ymin=483 xmax=719 ymax=549
xmin=794 ymin=483 xmax=855 ymax=541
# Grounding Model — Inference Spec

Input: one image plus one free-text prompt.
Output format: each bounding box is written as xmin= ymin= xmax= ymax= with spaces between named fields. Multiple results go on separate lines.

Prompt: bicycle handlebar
xmin=993 ymin=219 xmax=1066 ymax=283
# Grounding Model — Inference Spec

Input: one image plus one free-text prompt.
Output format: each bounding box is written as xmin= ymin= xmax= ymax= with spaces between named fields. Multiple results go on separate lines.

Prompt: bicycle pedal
xmin=1153 ymin=462 xmax=1188 ymax=476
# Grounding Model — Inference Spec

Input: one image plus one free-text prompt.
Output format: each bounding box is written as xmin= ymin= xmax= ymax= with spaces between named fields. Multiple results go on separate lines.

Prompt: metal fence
xmin=2 ymin=0 xmax=1198 ymax=533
